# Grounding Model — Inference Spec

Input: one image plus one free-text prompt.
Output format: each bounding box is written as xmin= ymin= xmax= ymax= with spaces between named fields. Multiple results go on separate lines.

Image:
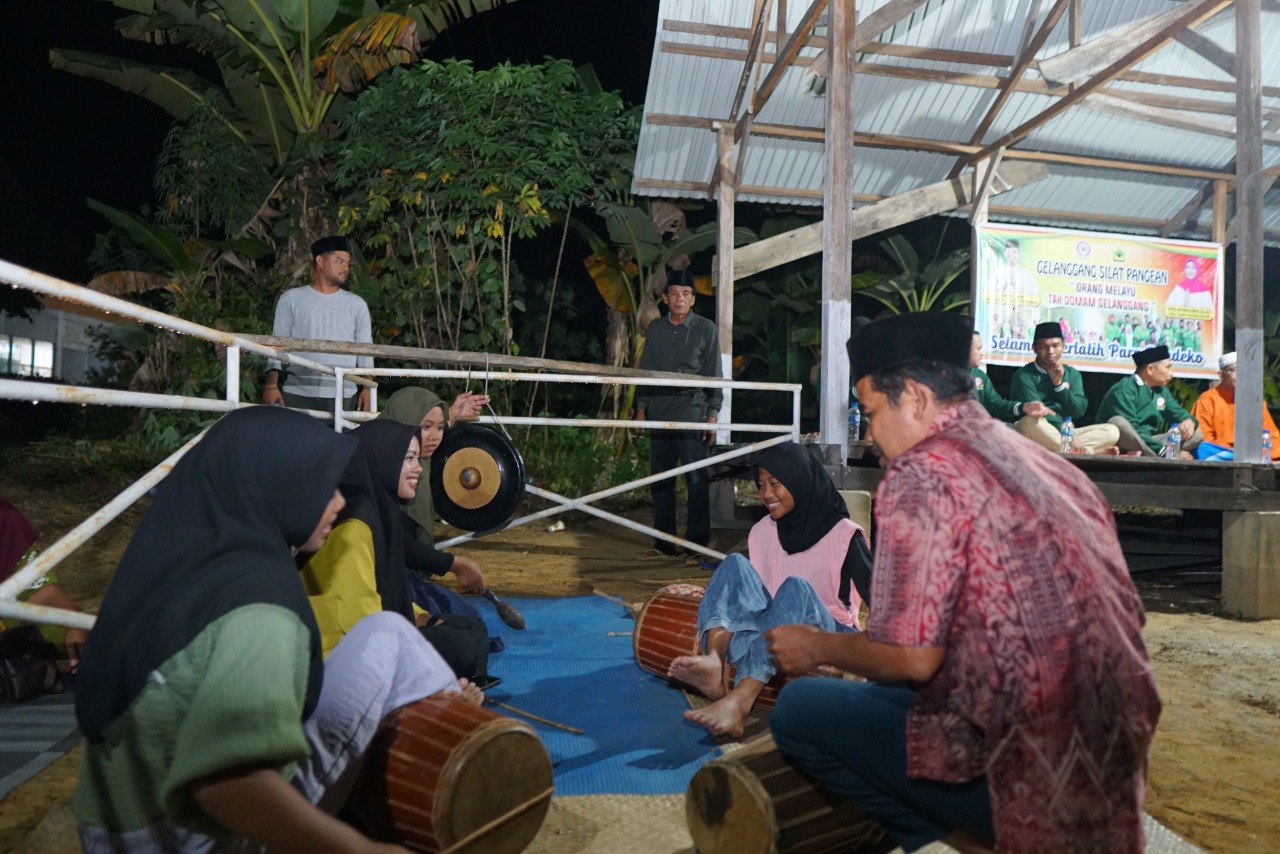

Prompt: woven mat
xmin=526 ymin=794 xmax=693 ymax=854
xmin=526 ymin=795 xmax=1200 ymax=854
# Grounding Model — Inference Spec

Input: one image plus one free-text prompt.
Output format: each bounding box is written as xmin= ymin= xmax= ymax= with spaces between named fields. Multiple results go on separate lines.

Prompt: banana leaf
xmin=87 ymin=199 xmax=200 ymax=277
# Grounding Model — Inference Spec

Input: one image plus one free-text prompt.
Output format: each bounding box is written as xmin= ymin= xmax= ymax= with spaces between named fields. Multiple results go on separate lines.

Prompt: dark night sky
xmin=0 ymin=1 xmax=660 ymax=283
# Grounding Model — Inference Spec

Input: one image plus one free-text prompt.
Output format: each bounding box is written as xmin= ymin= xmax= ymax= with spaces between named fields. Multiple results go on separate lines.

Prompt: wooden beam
xmin=661 ymin=40 xmax=1266 ymax=116
xmin=1175 ymin=25 xmax=1236 ymax=77
xmin=969 ymin=149 xmax=1006 ymax=223
xmin=950 ymin=0 xmax=1071 ymax=177
xmin=634 ymin=176 xmax=880 ymax=202
xmin=732 ymin=161 xmax=1049 ymax=280
xmin=1160 ymin=185 xmax=1211 ymax=237
xmin=728 ymin=0 xmax=772 ymax=123
xmin=1038 ymin=4 xmax=1205 ymax=87
xmin=1084 ymin=90 xmax=1280 ymax=145
xmin=1118 ymin=68 xmax=1280 ymax=100
xmin=644 ymin=112 xmax=1235 ymax=181
xmin=1213 ymin=179 xmax=1228 ymax=243
xmin=975 ymin=0 xmax=1233 ymax=162
xmin=751 ymin=0 xmax=827 ymax=116
xmin=985 ymin=204 xmax=1168 ymax=229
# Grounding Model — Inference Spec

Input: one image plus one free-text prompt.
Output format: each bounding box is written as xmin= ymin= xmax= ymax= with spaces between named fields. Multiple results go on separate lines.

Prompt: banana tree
xmin=573 ymin=199 xmax=755 ymax=421
xmin=850 ymin=227 xmax=971 ymax=315
xmin=51 ymin=1 xmax=513 ymax=270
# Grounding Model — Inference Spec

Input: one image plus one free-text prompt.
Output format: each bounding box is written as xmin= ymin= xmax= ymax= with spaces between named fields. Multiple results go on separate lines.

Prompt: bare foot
xmin=668 ymin=653 xmax=726 ymax=700
xmin=449 ymin=678 xmax=484 ymax=706
xmin=682 ymin=691 xmax=755 ymax=739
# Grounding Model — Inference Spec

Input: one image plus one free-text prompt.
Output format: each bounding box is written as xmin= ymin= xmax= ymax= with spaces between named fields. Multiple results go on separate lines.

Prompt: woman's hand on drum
xmin=449 ymin=556 xmax=486 ymax=594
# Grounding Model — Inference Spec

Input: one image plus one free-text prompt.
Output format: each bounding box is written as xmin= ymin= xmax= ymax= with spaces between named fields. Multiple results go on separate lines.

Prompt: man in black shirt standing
xmin=634 ymin=269 xmax=723 ymax=556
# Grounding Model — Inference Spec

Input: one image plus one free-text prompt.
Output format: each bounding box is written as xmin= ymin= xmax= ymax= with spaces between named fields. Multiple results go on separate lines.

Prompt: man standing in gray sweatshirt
xmin=262 ymin=235 xmax=374 ymax=411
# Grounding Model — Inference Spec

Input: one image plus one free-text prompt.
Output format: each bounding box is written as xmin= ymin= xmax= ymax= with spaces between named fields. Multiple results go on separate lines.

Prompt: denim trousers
xmin=697 ymin=553 xmax=851 ymax=685
xmin=771 ymin=678 xmax=994 ymax=852
xmin=649 ymin=429 xmax=711 ymax=548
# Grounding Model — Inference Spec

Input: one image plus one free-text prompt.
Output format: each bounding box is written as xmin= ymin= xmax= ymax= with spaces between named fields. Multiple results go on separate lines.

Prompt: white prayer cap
xmin=1220 ymin=352 xmax=1237 ymax=370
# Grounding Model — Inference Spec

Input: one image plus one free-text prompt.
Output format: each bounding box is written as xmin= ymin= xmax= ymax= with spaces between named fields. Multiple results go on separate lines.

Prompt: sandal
xmin=638 ymin=547 xmax=679 ymax=560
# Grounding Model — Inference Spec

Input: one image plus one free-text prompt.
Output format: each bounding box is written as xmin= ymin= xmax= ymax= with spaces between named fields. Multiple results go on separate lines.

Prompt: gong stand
xmin=437 ymin=434 xmax=794 ymax=559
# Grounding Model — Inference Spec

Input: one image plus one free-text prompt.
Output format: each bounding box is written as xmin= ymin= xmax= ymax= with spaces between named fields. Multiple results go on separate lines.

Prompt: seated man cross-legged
xmin=1009 ymin=321 xmax=1119 ymax=453
xmin=1189 ymin=351 xmax=1280 ymax=461
xmin=1096 ymin=345 xmax=1202 ymax=458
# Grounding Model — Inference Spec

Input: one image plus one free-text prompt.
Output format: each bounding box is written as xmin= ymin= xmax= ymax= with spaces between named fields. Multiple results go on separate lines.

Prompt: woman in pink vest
xmin=669 ymin=442 xmax=871 ymax=738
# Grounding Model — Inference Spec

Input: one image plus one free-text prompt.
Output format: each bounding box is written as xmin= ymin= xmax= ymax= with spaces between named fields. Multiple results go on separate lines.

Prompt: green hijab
xmin=379 ymin=386 xmax=449 ymax=543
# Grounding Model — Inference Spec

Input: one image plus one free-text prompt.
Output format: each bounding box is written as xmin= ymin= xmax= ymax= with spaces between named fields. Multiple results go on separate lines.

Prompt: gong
xmin=430 ymin=423 xmax=527 ymax=532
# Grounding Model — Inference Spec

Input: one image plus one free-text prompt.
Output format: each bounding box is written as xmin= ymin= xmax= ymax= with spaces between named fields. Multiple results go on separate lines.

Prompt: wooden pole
xmin=715 ymin=123 xmax=737 ymax=443
xmin=821 ymin=0 xmax=854 ymax=463
xmin=1235 ymin=0 xmax=1264 ymax=465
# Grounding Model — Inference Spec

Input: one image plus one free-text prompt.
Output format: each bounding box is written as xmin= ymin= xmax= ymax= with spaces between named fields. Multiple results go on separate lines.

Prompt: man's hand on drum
xmin=449 ymin=390 xmax=489 ymax=424
xmin=765 ymin=624 xmax=824 ymax=674
xmin=450 ymin=556 xmax=486 ymax=595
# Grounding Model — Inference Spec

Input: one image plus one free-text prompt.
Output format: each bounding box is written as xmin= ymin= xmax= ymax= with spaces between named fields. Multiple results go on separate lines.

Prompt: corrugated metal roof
xmin=635 ymin=0 xmax=1280 ymax=242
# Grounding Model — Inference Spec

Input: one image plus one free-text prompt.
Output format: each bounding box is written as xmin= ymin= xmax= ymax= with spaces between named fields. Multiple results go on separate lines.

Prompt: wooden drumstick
xmin=483 ymin=588 xmax=526 ymax=630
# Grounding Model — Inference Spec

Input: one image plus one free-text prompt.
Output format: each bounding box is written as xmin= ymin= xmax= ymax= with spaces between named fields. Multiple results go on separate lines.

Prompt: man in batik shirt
xmin=766 ymin=312 xmax=1161 ymax=853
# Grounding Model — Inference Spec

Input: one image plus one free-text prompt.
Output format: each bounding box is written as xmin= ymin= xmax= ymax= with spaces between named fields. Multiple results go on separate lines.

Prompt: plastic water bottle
xmin=1264 ymin=429 xmax=1273 ymax=463
xmin=847 ymin=400 xmax=861 ymax=444
xmin=1059 ymin=417 xmax=1074 ymax=453
xmin=1164 ymin=421 xmax=1182 ymax=459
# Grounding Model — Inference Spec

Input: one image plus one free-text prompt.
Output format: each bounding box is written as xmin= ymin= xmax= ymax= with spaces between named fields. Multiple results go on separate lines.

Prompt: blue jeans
xmin=650 ymin=429 xmax=710 ymax=548
xmin=771 ymin=679 xmax=994 ymax=852
xmin=697 ymin=553 xmax=852 ymax=685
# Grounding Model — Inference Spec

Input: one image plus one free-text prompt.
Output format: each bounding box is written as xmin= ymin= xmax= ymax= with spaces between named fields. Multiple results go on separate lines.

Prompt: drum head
xmin=430 ymin=423 xmax=526 ymax=532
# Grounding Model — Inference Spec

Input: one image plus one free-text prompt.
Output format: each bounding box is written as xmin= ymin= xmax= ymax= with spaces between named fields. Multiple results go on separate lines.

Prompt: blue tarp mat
xmin=0 ymin=684 xmax=79 ymax=798
xmin=478 ymin=596 xmax=719 ymax=796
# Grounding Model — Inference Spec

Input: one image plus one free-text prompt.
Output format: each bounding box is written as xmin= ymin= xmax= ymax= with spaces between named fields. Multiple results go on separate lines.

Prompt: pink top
xmin=871 ymin=399 xmax=1160 ymax=852
xmin=748 ymin=516 xmax=861 ymax=629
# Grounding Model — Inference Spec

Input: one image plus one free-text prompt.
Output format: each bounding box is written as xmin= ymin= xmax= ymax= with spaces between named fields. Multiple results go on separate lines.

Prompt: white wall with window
xmin=0 ymin=305 xmax=111 ymax=382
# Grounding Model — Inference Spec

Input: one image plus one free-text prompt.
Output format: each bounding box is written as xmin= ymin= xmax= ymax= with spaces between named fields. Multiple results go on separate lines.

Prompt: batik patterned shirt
xmin=869 ymin=399 xmax=1161 ymax=852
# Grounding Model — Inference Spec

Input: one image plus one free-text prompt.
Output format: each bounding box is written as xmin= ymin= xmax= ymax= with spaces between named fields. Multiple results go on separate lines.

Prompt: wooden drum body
xmin=349 ymin=695 xmax=554 ymax=854
xmin=686 ymin=734 xmax=893 ymax=854
xmin=633 ymin=584 xmax=836 ymax=710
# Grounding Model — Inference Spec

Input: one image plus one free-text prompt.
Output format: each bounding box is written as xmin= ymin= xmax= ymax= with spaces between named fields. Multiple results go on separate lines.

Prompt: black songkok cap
xmin=846 ymin=312 xmax=972 ymax=384
xmin=311 ymin=235 xmax=351 ymax=258
xmin=1133 ymin=345 xmax=1170 ymax=367
xmin=664 ymin=268 xmax=696 ymax=292
xmin=1033 ymin=321 xmax=1064 ymax=342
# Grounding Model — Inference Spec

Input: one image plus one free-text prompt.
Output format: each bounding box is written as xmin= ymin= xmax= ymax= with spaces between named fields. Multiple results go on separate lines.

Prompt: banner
xmin=974 ymin=224 xmax=1223 ymax=378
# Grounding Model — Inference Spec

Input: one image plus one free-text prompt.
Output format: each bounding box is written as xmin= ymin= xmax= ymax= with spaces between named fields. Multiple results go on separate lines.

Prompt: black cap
xmin=847 ymin=312 xmax=972 ymax=384
xmin=1033 ymin=321 xmax=1064 ymax=342
xmin=664 ymin=268 xmax=696 ymax=292
xmin=1133 ymin=345 xmax=1170 ymax=367
xmin=311 ymin=235 xmax=351 ymax=257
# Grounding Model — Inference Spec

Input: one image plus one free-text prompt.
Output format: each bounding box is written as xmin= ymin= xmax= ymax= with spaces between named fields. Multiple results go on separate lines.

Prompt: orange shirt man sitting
xmin=1189 ymin=352 xmax=1280 ymax=461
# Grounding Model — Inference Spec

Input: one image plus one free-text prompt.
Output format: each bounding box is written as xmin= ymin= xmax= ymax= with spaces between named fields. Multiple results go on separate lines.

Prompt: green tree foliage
xmin=329 ymin=58 xmax=639 ymax=356
xmin=850 ymin=227 xmax=971 ymax=315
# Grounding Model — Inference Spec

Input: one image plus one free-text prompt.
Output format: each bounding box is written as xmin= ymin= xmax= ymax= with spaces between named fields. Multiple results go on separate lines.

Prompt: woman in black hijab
xmin=667 ymin=441 xmax=872 ymax=739
xmin=300 ymin=419 xmax=493 ymax=685
xmin=73 ymin=407 xmax=471 ymax=853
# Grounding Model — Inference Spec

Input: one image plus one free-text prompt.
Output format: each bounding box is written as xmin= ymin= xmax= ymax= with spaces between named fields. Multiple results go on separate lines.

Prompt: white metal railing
xmin=0 ymin=260 xmax=802 ymax=631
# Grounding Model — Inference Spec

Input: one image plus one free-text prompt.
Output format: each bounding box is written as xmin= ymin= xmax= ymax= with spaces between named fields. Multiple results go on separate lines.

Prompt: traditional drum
xmin=632 ymin=584 xmax=840 ymax=710
xmin=686 ymin=733 xmax=893 ymax=854
xmin=347 ymin=695 xmax=554 ymax=854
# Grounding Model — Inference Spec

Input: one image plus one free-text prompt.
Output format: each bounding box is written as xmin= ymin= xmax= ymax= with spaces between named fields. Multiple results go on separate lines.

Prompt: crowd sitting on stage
xmin=968 ymin=318 xmax=1280 ymax=462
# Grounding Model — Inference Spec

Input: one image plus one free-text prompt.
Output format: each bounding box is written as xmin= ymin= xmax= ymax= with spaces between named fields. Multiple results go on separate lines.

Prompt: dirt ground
xmin=1 ymin=474 xmax=1278 ymax=854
